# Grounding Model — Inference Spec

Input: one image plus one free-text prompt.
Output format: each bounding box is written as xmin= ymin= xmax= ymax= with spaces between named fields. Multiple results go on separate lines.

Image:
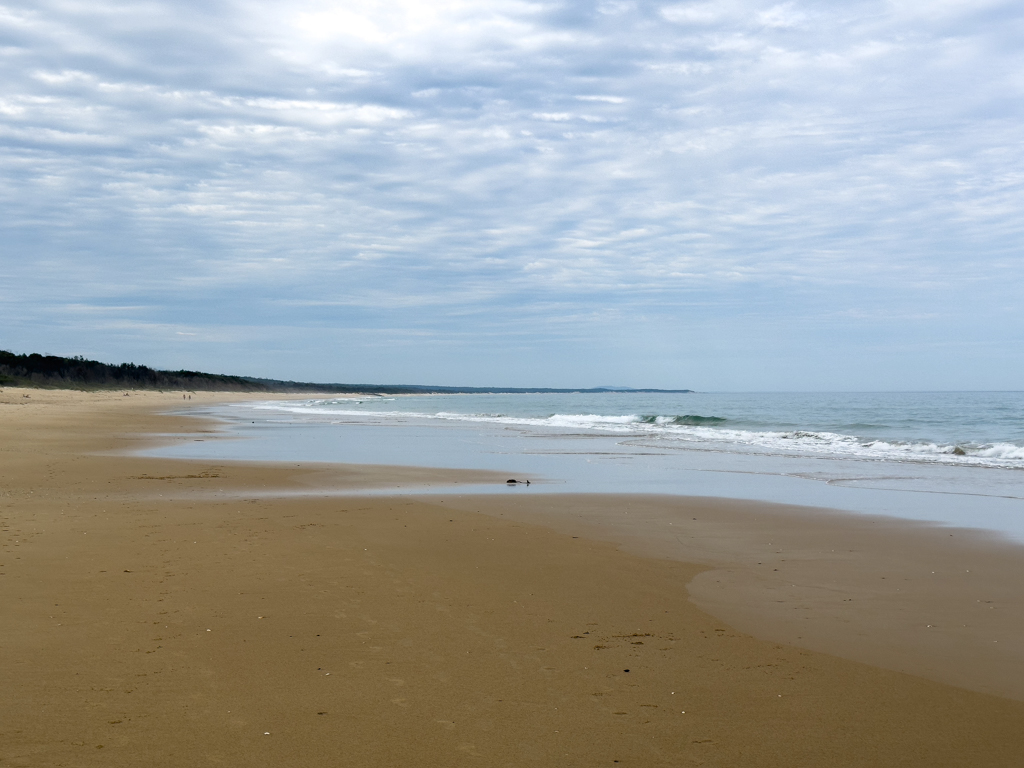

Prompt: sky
xmin=1 ymin=0 xmax=1022 ymax=390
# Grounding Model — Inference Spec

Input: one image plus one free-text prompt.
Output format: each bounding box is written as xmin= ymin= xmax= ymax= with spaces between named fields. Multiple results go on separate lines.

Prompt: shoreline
xmin=110 ymin=391 xmax=1024 ymax=699
xmin=145 ymin=393 xmax=1024 ymax=545
xmin=3 ymin=387 xmax=1024 ymax=764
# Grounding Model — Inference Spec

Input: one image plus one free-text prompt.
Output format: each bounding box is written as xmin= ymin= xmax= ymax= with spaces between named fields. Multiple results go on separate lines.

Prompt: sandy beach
xmin=3 ymin=388 xmax=1024 ymax=766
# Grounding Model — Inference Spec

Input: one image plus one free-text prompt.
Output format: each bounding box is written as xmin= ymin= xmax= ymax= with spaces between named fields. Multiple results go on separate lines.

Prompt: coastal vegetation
xmin=0 ymin=350 xmax=691 ymax=394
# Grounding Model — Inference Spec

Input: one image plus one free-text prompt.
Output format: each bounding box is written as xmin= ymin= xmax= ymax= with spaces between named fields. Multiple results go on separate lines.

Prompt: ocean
xmin=150 ymin=391 xmax=1024 ymax=541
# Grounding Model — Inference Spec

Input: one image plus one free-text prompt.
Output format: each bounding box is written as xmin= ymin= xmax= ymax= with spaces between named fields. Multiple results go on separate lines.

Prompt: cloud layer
xmin=2 ymin=0 xmax=1022 ymax=388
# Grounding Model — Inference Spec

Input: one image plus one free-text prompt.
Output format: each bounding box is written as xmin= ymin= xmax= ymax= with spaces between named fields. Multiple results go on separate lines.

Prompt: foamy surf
xmin=247 ymin=392 xmax=1024 ymax=470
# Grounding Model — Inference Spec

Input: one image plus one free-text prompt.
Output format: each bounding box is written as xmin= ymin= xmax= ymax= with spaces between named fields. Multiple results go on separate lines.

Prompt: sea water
xmin=148 ymin=391 xmax=1024 ymax=541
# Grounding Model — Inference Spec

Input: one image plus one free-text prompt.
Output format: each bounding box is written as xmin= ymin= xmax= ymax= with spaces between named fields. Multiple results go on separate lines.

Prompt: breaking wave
xmin=249 ymin=398 xmax=1024 ymax=469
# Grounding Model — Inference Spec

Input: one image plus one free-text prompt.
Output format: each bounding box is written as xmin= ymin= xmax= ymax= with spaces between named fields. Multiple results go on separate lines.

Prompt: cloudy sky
xmin=2 ymin=0 xmax=1022 ymax=389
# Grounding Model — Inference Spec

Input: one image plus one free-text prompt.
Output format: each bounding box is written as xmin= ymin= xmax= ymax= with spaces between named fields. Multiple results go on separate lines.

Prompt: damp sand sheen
xmin=2 ymin=388 xmax=1024 ymax=766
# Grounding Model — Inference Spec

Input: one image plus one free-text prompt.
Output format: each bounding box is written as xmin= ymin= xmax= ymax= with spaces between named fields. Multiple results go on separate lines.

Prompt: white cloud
xmin=757 ymin=2 xmax=807 ymax=29
xmin=0 ymin=0 xmax=1022 ymax=386
xmin=660 ymin=3 xmax=729 ymax=25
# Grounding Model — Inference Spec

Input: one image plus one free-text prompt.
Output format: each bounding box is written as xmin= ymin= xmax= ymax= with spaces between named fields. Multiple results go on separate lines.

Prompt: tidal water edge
xmin=144 ymin=391 xmax=1024 ymax=542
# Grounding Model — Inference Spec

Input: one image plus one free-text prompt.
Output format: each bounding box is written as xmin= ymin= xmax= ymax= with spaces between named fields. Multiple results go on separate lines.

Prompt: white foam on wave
xmin=974 ymin=443 xmax=1024 ymax=460
xmin=243 ymin=400 xmax=1024 ymax=469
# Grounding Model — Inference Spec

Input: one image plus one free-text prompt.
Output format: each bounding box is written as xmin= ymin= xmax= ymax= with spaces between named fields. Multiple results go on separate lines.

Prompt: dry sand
xmin=2 ymin=387 xmax=1024 ymax=766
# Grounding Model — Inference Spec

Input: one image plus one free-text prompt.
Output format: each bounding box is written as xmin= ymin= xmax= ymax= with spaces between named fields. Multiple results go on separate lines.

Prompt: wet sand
xmin=435 ymin=493 xmax=1024 ymax=701
xmin=2 ymin=387 xmax=1024 ymax=766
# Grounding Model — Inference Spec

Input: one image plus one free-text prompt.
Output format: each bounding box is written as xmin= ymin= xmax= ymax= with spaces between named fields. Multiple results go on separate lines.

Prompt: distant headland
xmin=0 ymin=350 xmax=693 ymax=394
